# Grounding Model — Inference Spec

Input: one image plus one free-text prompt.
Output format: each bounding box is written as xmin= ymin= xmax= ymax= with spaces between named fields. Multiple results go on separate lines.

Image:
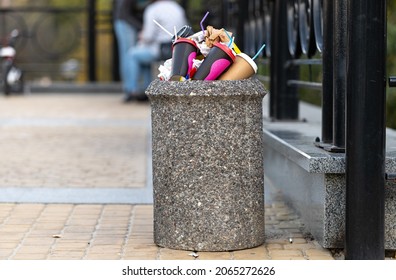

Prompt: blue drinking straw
xmin=200 ymin=11 xmax=209 ymax=33
xmin=252 ymin=43 xmax=266 ymax=60
xmin=223 ymin=29 xmax=233 ymax=48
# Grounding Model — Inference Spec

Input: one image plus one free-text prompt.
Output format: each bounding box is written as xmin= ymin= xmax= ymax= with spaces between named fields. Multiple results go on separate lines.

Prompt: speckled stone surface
xmin=146 ymin=79 xmax=267 ymax=251
xmin=263 ymin=121 xmax=396 ymax=249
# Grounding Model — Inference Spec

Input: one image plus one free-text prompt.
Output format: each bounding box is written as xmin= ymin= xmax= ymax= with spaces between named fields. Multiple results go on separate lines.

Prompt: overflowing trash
xmin=154 ymin=12 xmax=265 ymax=82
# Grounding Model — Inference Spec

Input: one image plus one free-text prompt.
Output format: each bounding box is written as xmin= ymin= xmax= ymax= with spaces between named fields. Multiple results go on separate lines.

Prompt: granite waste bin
xmin=146 ymin=78 xmax=267 ymax=251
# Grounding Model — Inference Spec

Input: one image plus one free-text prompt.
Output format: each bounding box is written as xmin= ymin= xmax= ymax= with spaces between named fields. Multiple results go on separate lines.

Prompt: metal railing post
xmin=326 ymin=0 xmax=346 ymax=152
xmin=321 ymin=0 xmax=333 ymax=144
xmin=237 ymin=0 xmax=248 ymax=51
xmin=345 ymin=0 xmax=386 ymax=260
xmin=269 ymin=0 xmax=298 ymax=120
xmin=87 ymin=0 xmax=96 ymax=82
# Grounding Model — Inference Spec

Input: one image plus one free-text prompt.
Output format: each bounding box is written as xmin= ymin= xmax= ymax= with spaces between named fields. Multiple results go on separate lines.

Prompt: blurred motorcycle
xmin=0 ymin=29 xmax=24 ymax=95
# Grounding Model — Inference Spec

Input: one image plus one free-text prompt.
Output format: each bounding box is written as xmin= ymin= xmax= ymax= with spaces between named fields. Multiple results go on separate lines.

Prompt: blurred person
xmin=124 ymin=0 xmax=187 ymax=102
xmin=113 ymin=0 xmax=148 ymax=102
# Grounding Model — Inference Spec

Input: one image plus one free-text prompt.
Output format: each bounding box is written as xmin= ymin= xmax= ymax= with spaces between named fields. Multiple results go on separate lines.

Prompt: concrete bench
xmin=262 ymin=102 xmax=396 ymax=249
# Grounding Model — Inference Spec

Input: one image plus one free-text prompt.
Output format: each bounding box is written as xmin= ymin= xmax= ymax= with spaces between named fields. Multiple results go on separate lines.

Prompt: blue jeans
xmin=114 ymin=20 xmax=138 ymax=95
xmin=125 ymin=44 xmax=158 ymax=94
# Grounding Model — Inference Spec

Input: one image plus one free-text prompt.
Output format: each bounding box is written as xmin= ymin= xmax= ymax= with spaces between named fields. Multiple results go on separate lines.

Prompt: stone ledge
xmin=262 ymin=120 xmax=396 ymax=249
xmin=263 ymin=128 xmax=345 ymax=174
xmin=263 ymin=122 xmax=396 ymax=174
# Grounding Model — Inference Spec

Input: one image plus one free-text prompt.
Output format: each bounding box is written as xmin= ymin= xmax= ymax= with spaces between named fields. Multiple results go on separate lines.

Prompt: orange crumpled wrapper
xmin=205 ymin=26 xmax=233 ymax=48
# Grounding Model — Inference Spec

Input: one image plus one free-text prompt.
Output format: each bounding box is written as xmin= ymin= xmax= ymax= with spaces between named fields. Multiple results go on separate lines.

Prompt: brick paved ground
xmin=0 ymin=92 xmax=390 ymax=260
xmin=0 ymin=201 xmax=334 ymax=260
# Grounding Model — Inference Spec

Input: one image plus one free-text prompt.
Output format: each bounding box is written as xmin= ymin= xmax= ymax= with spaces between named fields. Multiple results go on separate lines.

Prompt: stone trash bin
xmin=146 ymin=78 xmax=267 ymax=251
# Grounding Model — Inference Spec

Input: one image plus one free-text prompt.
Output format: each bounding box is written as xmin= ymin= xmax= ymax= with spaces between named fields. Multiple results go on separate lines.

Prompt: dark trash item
xmin=172 ymin=25 xmax=194 ymax=43
xmin=192 ymin=42 xmax=235 ymax=80
xmin=170 ymin=38 xmax=198 ymax=81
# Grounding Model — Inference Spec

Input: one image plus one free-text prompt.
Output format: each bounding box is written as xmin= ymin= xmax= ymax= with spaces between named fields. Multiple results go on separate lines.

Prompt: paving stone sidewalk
xmin=0 ymin=92 xmax=338 ymax=260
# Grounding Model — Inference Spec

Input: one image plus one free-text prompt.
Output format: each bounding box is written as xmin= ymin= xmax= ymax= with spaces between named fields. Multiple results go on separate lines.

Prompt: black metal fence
xmin=0 ymin=0 xmax=388 ymax=259
xmin=222 ymin=0 xmax=387 ymax=260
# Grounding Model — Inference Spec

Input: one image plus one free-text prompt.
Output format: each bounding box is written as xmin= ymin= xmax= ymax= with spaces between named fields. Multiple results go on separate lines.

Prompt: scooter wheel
xmin=1 ymin=61 xmax=12 ymax=96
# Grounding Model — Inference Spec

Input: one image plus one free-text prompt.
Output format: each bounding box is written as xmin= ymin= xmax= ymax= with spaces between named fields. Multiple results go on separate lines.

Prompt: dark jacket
xmin=113 ymin=0 xmax=147 ymax=30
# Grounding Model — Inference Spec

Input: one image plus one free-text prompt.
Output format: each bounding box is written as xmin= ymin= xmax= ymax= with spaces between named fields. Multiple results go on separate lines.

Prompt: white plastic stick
xmin=153 ymin=19 xmax=173 ymax=37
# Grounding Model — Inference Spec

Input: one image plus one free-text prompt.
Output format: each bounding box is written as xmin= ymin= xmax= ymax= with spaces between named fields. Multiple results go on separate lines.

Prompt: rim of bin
xmin=146 ymin=78 xmax=268 ymax=97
